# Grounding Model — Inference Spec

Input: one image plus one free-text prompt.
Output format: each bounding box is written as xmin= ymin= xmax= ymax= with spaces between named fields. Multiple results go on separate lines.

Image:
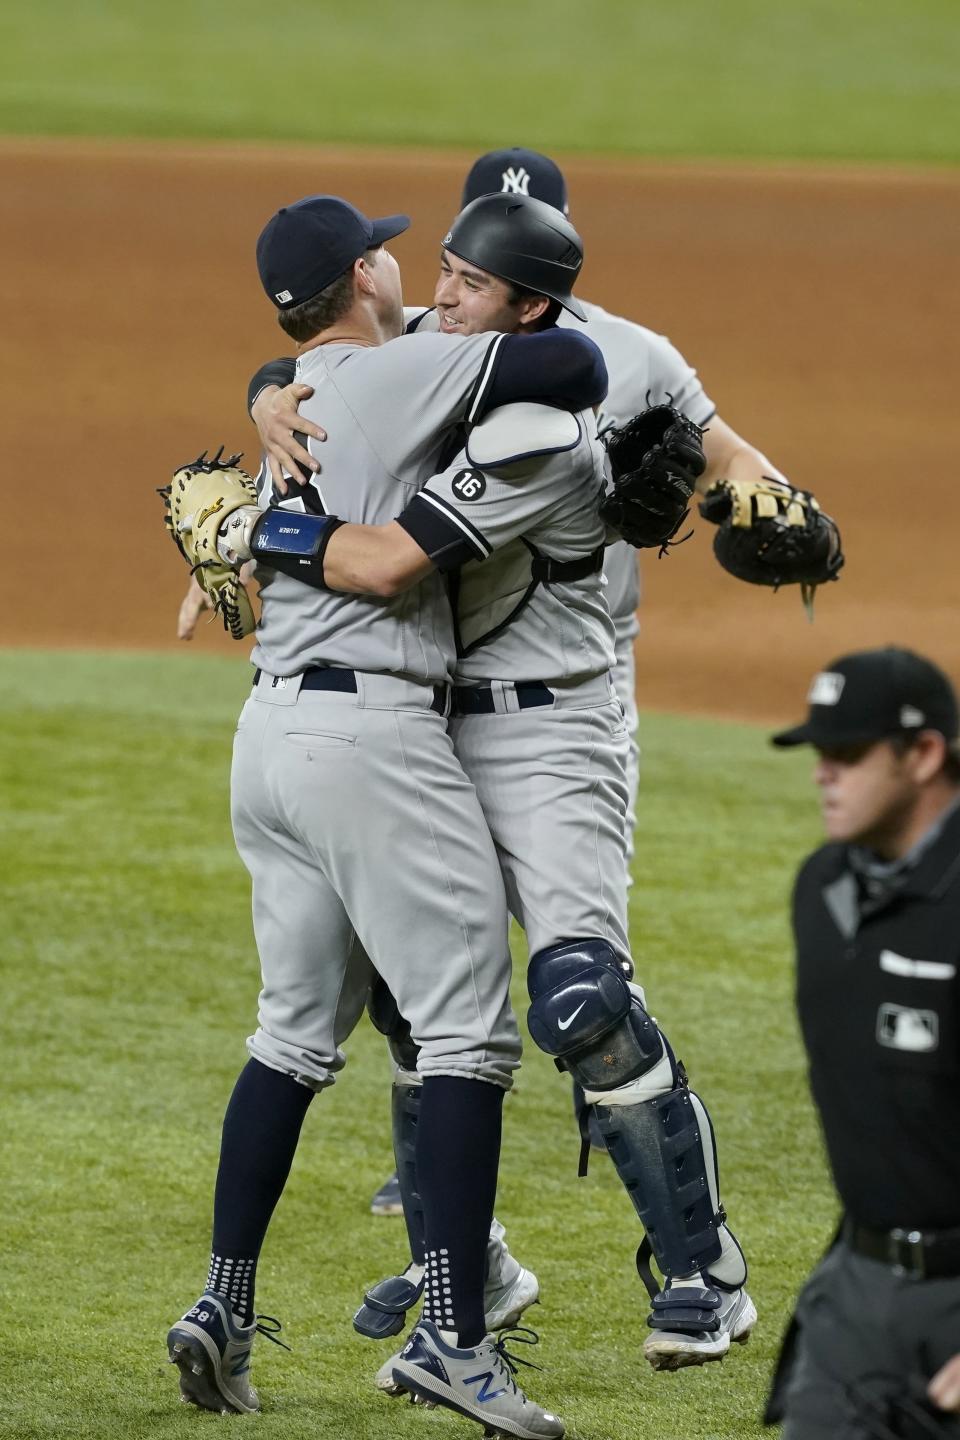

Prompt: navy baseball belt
xmin=843 ymin=1218 xmax=960 ymax=1278
xmin=254 ymin=667 xmax=448 ymax=715
xmin=450 ymin=681 xmax=554 ymax=717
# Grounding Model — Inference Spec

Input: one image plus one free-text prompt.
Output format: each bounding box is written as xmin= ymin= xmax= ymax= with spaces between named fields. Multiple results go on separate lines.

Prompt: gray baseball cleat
xmin=166 ymin=1290 xmax=290 ymax=1413
xmin=484 ymin=1219 xmax=540 ymax=1331
xmin=388 ymin=1319 xmax=565 ymax=1438
xmin=642 ymin=1282 xmax=757 ymax=1371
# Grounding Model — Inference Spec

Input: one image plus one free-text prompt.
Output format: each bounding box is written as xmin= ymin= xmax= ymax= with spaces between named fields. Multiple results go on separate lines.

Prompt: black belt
xmin=254 ymin=667 xmax=447 ymax=715
xmin=529 ymin=544 xmax=605 ymax=584
xmin=844 ymin=1218 xmax=960 ymax=1279
xmin=450 ymin=682 xmax=554 ymax=717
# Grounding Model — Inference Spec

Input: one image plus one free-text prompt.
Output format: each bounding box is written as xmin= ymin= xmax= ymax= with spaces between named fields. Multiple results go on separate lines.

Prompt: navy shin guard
xmin=594 ymin=1085 xmax=722 ymax=1278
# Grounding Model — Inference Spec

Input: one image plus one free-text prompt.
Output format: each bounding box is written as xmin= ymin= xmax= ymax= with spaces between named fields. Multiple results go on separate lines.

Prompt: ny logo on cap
xmin=808 ymin=671 xmax=845 ymax=706
xmin=501 ymin=166 xmax=531 ymax=196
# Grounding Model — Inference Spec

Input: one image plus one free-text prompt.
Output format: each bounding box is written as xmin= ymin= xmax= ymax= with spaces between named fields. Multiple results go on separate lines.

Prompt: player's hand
xmin=251 ymin=382 xmax=327 ymax=494
xmin=929 ymin=1355 xmax=960 ymax=1412
xmin=178 ymin=574 xmax=213 ymax=640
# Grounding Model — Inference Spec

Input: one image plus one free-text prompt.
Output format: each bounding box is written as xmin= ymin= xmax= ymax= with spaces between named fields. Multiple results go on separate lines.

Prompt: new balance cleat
xmin=166 ymin=1291 xmax=290 ymax=1412
xmin=370 ymin=1170 xmax=404 ymax=1216
xmin=643 ymin=1283 xmax=757 ymax=1371
xmin=167 ymin=1292 xmax=259 ymax=1413
xmin=389 ymin=1319 xmax=564 ymax=1438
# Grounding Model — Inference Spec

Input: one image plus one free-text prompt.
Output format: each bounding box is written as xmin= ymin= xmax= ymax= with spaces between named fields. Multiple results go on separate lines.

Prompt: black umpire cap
xmin=461 ymin=147 xmax=569 ymax=215
xmin=772 ymin=647 xmax=960 ymax=749
xmin=256 ymin=195 xmax=409 ymax=309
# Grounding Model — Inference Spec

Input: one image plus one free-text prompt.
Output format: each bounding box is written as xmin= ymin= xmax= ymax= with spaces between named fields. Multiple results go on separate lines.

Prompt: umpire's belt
xmin=844 ymin=1218 xmax=960 ymax=1279
xmin=451 ymin=681 xmax=554 ymax=717
xmin=254 ymin=667 xmax=448 ymax=715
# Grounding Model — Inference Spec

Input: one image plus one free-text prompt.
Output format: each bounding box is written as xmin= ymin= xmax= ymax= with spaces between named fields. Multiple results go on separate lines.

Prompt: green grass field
xmin=1 ymin=3 xmax=952 ymax=1431
xmin=0 ymin=650 xmax=836 ymax=1440
xmin=2 ymin=0 xmax=959 ymax=162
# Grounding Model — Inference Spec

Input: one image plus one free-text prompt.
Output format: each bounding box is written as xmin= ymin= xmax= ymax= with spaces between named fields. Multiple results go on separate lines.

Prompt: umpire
xmin=767 ymin=646 xmax=960 ymax=1438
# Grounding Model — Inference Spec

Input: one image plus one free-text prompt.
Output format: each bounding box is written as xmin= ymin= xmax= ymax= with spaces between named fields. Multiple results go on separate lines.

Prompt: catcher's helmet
xmin=442 ymin=193 xmax=586 ymax=321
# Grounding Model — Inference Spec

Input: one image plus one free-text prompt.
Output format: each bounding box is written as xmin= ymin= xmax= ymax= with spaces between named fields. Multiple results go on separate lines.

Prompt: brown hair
xmin=277 ymin=248 xmax=380 ymax=343
xmin=503 ymin=280 xmax=561 ymax=331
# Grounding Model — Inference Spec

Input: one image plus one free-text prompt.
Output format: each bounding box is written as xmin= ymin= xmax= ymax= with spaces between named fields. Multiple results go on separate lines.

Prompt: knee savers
xmin=367 ymin=977 xmax=421 ymax=1072
xmin=527 ymin=939 xmax=662 ymax=1091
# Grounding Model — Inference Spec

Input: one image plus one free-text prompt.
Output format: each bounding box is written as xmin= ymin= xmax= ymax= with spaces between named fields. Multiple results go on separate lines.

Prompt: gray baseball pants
xmin=230 ymin=672 xmax=520 ymax=1092
xmin=449 ymin=673 xmax=631 ymax=962
xmin=780 ymin=1242 xmax=960 ymax=1438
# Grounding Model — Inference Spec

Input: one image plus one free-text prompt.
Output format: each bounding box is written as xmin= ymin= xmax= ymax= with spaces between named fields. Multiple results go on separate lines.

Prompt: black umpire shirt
xmin=793 ymin=797 xmax=960 ymax=1232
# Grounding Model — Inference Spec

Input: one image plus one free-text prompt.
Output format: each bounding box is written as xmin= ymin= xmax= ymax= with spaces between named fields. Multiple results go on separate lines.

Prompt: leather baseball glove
xmin=698 ymin=476 xmax=844 ymax=609
xmin=599 ymin=405 xmax=706 ymax=550
xmin=159 ymin=448 xmax=259 ymax=639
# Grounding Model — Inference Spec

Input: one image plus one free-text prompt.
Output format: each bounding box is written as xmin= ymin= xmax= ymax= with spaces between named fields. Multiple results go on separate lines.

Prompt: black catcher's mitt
xmin=699 ymin=477 xmax=844 ymax=608
xmin=599 ymin=405 xmax=706 ymax=550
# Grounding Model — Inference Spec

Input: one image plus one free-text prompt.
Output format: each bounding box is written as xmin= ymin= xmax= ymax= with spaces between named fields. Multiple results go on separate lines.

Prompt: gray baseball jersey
xmin=560 ymin=300 xmax=715 ymax=634
xmin=399 ymin=408 xmax=615 ymax=684
xmin=560 ymin=300 xmax=717 ymax=873
xmin=404 ymin=303 xmax=715 ymax=634
xmin=236 ymin=328 xmax=534 ymax=1094
xmin=251 ymin=329 xmax=512 ymax=683
xmin=392 ymin=389 xmax=631 ymax=961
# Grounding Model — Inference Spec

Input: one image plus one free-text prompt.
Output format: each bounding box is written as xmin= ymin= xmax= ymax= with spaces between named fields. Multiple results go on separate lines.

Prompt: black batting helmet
xmin=442 ymin=193 xmax=586 ymax=321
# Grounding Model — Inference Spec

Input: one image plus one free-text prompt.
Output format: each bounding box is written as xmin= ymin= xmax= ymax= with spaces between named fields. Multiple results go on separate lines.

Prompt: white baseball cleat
xmin=643 ymin=1283 xmax=757 ymax=1371
xmin=484 ymin=1219 xmax=540 ymax=1331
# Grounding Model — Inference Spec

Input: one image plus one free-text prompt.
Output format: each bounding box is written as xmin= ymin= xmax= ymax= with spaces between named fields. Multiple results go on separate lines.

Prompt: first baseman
xmin=165 ymin=195 xmax=609 ymax=1436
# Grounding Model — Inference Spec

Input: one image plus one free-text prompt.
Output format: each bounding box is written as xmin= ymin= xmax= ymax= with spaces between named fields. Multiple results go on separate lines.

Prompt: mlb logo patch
xmin=876 ymin=1003 xmax=939 ymax=1053
xmin=808 ymin=671 xmax=845 ymax=706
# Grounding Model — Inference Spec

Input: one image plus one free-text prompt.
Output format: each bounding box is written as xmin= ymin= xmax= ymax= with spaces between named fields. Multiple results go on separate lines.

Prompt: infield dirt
xmin=5 ymin=140 xmax=958 ymax=722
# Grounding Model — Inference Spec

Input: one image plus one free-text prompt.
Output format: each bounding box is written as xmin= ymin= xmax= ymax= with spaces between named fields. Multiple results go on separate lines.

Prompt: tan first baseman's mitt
xmin=159 ymin=448 xmax=259 ymax=639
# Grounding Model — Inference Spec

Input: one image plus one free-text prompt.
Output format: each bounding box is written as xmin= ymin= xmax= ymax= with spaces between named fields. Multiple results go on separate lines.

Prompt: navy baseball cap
xmin=461 ymin=148 xmax=569 ymax=215
xmin=256 ymin=195 xmax=410 ymax=309
xmin=772 ymin=647 xmax=960 ymax=749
